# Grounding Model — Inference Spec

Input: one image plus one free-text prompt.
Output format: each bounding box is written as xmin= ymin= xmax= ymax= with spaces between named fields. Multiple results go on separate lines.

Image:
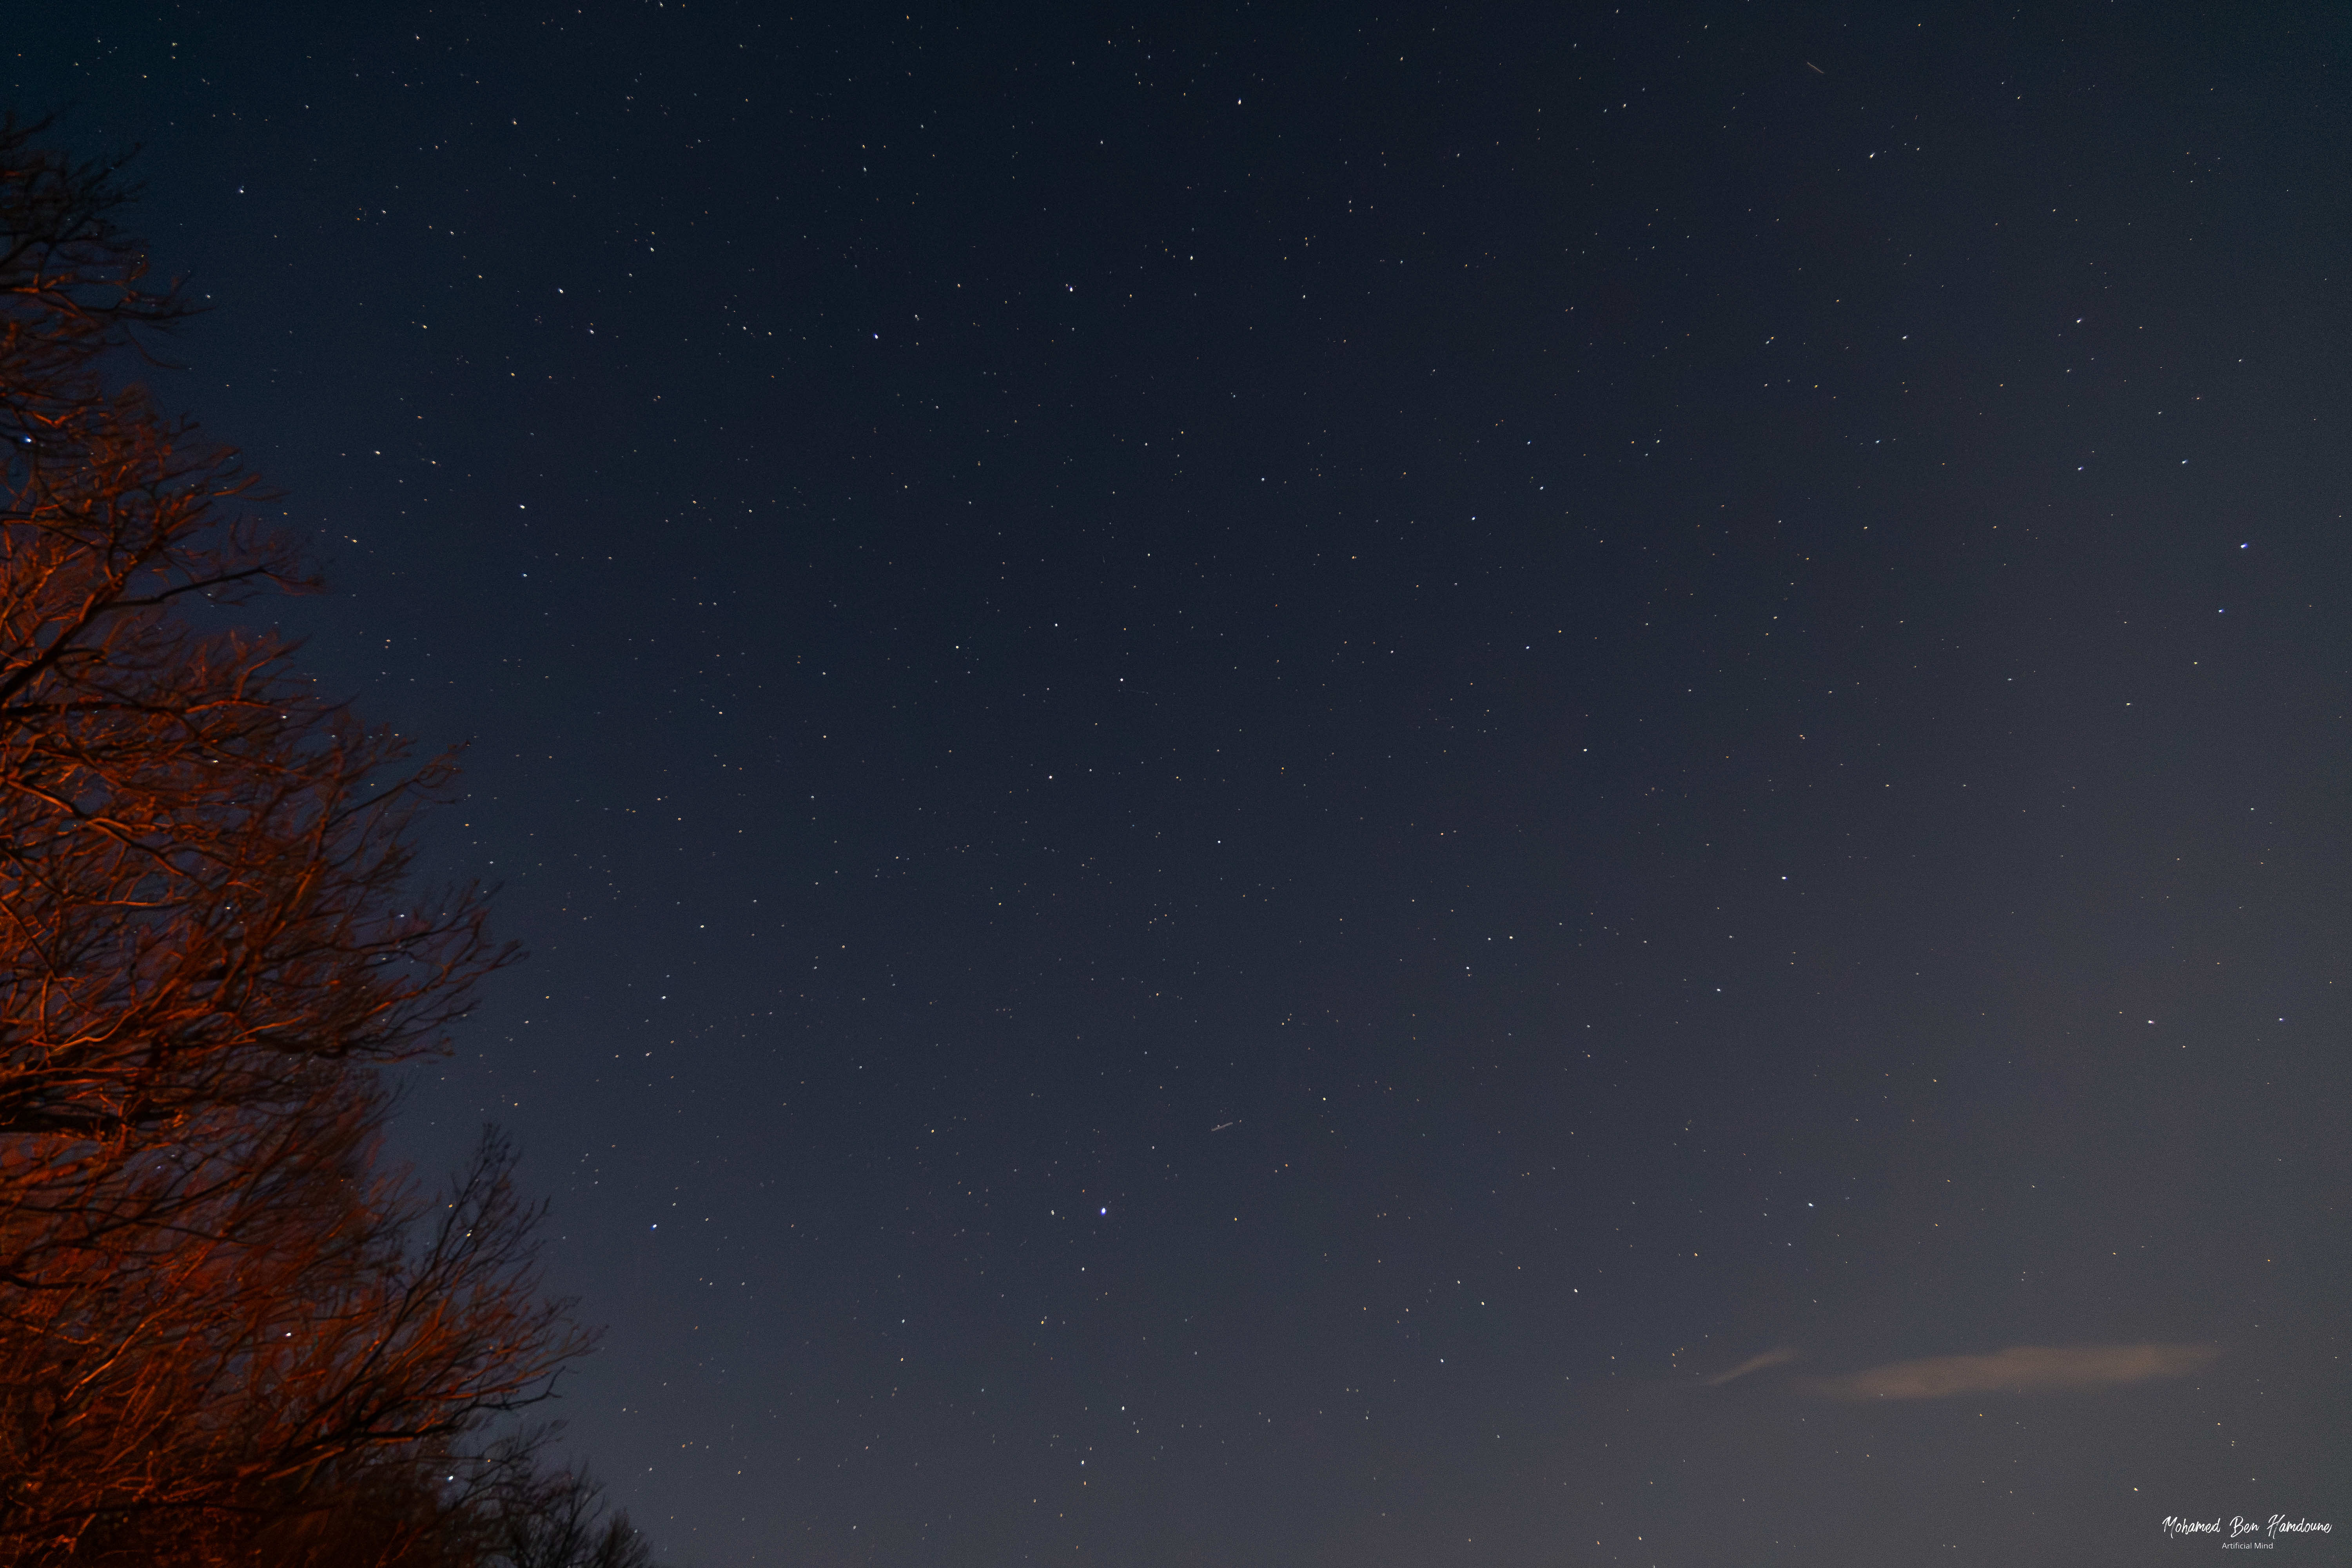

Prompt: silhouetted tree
xmin=0 ymin=114 xmax=635 ymax=1564
xmin=460 ymin=1437 xmax=659 ymax=1568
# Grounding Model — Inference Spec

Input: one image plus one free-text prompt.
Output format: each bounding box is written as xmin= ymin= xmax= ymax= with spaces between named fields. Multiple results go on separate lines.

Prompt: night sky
xmin=16 ymin=4 xmax=2352 ymax=1563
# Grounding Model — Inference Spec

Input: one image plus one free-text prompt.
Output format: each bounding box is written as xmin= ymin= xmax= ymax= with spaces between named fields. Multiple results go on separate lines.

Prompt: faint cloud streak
xmin=1798 ymin=1343 xmax=2219 ymax=1400
xmin=1702 ymin=1346 xmax=1800 ymax=1387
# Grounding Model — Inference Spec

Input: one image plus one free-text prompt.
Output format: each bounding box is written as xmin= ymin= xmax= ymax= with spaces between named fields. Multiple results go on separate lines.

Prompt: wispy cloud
xmin=1798 ymin=1343 xmax=2219 ymax=1400
xmin=1701 ymin=1346 xmax=1800 ymax=1387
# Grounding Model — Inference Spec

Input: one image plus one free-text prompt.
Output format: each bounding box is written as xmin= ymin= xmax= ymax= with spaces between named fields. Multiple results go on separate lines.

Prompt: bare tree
xmin=0 ymin=114 xmax=617 ymax=1564
xmin=0 ymin=112 xmax=510 ymax=1147
xmin=0 ymin=1106 xmax=592 ymax=1562
xmin=453 ymin=1436 xmax=660 ymax=1568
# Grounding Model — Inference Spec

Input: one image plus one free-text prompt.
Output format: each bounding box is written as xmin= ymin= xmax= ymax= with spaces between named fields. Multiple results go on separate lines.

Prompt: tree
xmin=0 ymin=114 xmax=638 ymax=1564
xmin=0 ymin=117 xmax=500 ymax=1150
xmin=460 ymin=1439 xmax=659 ymax=1568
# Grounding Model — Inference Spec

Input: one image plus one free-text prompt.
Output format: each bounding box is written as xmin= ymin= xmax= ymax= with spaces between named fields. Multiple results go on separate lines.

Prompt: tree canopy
xmin=0 ymin=113 xmax=649 ymax=1567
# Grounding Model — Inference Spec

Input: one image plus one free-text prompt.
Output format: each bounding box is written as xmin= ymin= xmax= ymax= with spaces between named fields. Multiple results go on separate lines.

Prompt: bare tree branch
xmin=0 ymin=114 xmax=635 ymax=1566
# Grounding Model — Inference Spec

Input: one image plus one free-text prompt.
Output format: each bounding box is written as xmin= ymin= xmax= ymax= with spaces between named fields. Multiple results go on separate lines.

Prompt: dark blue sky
xmin=17 ymin=3 xmax=2351 ymax=1563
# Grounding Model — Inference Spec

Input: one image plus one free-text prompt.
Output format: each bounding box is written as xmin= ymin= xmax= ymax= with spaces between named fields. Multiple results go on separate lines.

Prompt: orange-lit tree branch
xmin=0 ymin=114 xmax=624 ymax=1565
xmin=0 ymin=1101 xmax=591 ymax=1561
xmin=1 ymin=114 xmax=516 ymax=1147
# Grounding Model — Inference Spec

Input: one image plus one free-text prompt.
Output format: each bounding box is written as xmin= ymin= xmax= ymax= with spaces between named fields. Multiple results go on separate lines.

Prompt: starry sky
xmin=15 ymin=4 xmax=2352 ymax=1563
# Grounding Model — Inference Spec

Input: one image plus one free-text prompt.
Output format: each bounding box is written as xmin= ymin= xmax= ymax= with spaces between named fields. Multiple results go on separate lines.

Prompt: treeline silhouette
xmin=0 ymin=114 xmax=655 ymax=1567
